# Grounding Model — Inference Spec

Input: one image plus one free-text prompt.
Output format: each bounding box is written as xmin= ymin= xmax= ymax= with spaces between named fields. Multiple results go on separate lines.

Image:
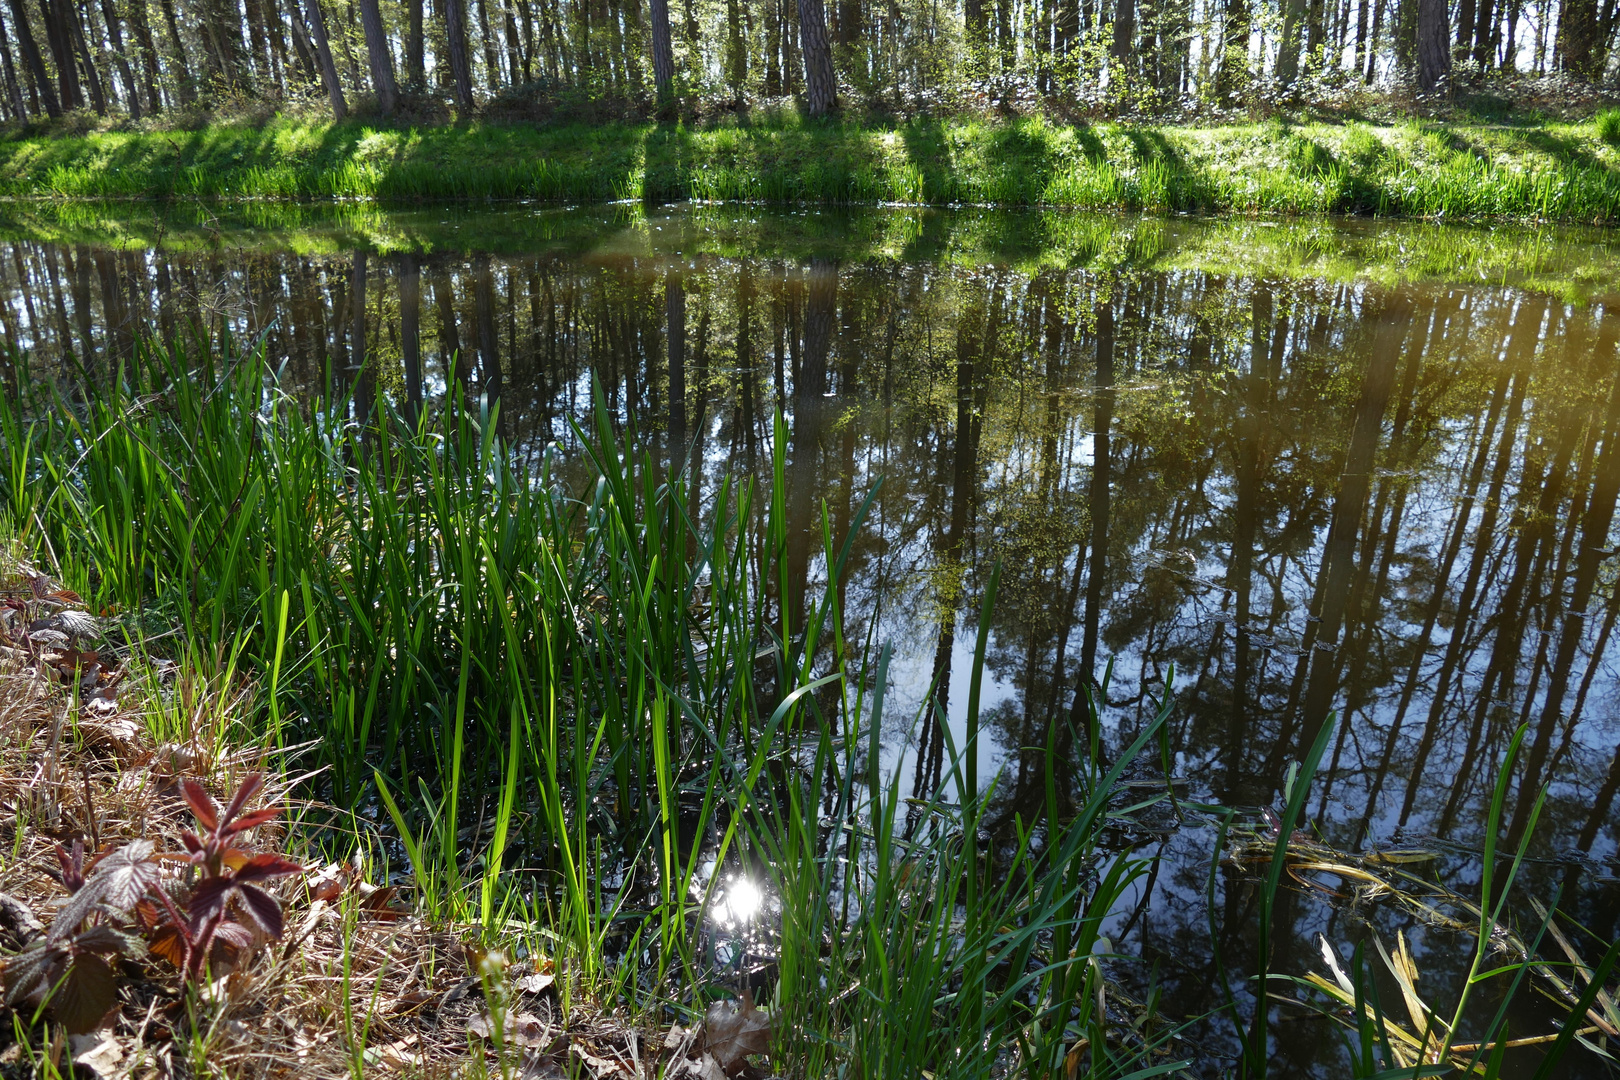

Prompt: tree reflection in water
xmin=1 ymin=206 xmax=1616 ymax=1074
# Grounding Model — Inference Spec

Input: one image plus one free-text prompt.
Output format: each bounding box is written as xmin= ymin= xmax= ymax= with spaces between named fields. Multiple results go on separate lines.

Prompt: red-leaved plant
xmin=1 ymin=773 xmax=303 ymax=1033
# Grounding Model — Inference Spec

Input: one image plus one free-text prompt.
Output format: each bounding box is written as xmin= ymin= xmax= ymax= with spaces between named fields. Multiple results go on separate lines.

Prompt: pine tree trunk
xmin=303 ymin=0 xmax=348 ymax=117
xmin=475 ymin=0 xmax=501 ymax=91
xmin=648 ymin=0 xmax=674 ymax=113
xmin=1216 ymin=0 xmax=1249 ymax=97
xmin=95 ymin=0 xmax=140 ymax=116
xmin=67 ymin=1 xmax=106 ymax=113
xmin=155 ymin=0 xmax=193 ymax=103
xmin=356 ymin=0 xmax=398 ymax=113
xmin=443 ymin=0 xmax=475 ymax=107
xmin=406 ymin=0 xmax=424 ymax=87
xmin=123 ymin=0 xmax=162 ymax=110
xmin=4 ymin=0 xmax=59 ymax=116
xmin=1415 ymin=0 xmax=1449 ymax=89
xmin=796 ymin=0 xmax=834 ymax=114
xmin=0 ymin=10 xmax=27 ymax=118
xmin=1555 ymin=0 xmax=1600 ymax=75
xmin=39 ymin=0 xmax=83 ymax=109
xmin=1275 ymin=0 xmax=1305 ymax=85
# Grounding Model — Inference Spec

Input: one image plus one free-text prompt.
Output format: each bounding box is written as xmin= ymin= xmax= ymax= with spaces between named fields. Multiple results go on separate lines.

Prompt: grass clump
xmin=1597 ymin=108 xmax=1620 ymax=146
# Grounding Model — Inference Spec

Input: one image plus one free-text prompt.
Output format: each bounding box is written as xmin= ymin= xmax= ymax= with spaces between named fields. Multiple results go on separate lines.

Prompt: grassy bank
xmin=1 ymin=114 xmax=1619 ymax=222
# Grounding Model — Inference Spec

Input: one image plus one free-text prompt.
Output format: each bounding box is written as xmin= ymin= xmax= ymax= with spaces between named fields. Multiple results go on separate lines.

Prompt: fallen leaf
xmin=701 ymin=994 xmax=773 ymax=1075
xmin=514 ymin=970 xmax=555 ymax=995
xmin=467 ymin=1009 xmax=555 ymax=1048
xmin=69 ymin=1030 xmax=123 ymax=1077
xmin=570 ymin=1041 xmax=630 ymax=1078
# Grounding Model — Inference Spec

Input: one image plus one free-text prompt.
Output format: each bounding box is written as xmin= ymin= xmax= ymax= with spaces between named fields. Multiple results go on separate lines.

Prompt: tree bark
xmin=95 ymin=0 xmax=141 ymax=117
xmin=303 ymin=0 xmax=348 ymax=118
xmin=0 ymin=9 xmax=26 ymax=118
xmin=406 ymin=0 xmax=424 ymax=87
xmin=122 ymin=0 xmax=161 ymax=111
xmin=3 ymin=0 xmax=57 ymax=116
xmin=648 ymin=0 xmax=675 ymax=115
xmin=155 ymin=0 xmax=193 ymax=104
xmin=1275 ymin=0 xmax=1305 ymax=86
xmin=1415 ymin=0 xmax=1449 ymax=90
xmin=67 ymin=0 xmax=106 ymax=112
xmin=796 ymin=0 xmax=835 ymax=114
xmin=443 ymin=0 xmax=474 ymax=108
xmin=1555 ymin=0 xmax=1600 ymax=76
xmin=356 ymin=0 xmax=398 ymax=114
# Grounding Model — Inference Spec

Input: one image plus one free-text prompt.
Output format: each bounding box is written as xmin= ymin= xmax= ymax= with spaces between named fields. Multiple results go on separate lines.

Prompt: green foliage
xmin=1597 ymin=108 xmax=1620 ymax=146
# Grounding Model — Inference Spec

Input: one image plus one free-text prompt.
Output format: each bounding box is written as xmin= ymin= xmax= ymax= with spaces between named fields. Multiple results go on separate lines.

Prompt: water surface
xmin=2 ymin=203 xmax=1616 ymax=1075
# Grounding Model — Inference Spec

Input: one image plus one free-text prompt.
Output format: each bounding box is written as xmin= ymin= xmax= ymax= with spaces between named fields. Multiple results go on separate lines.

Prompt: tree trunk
xmin=406 ymin=0 xmax=424 ymax=87
xmin=1415 ymin=0 xmax=1449 ymax=89
xmin=475 ymin=0 xmax=501 ymax=92
xmin=0 ymin=9 xmax=25 ymax=118
xmin=443 ymin=0 xmax=474 ymax=107
xmin=155 ymin=0 xmax=193 ymax=103
xmin=3 ymin=0 xmax=57 ymax=116
xmin=1275 ymin=0 xmax=1305 ymax=85
xmin=304 ymin=0 xmax=348 ymax=117
xmin=95 ymin=0 xmax=140 ymax=117
xmin=39 ymin=0 xmax=83 ymax=109
xmin=1555 ymin=0 xmax=1600 ymax=75
xmin=648 ymin=0 xmax=675 ymax=113
xmin=122 ymin=0 xmax=161 ymax=111
xmin=67 ymin=1 xmax=106 ymax=112
xmin=356 ymin=0 xmax=398 ymax=113
xmin=796 ymin=0 xmax=834 ymax=114
xmin=1217 ymin=0 xmax=1250 ymax=97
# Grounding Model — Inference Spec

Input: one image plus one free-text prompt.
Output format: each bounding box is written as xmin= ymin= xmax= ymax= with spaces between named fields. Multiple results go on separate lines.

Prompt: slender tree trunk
xmin=443 ymin=0 xmax=475 ymax=108
xmin=356 ymin=0 xmax=398 ymax=113
xmin=406 ymin=0 xmax=424 ymax=86
xmin=796 ymin=0 xmax=835 ymax=114
xmin=304 ymin=0 xmax=348 ymax=117
xmin=1 ymin=1 xmax=52 ymax=116
xmin=1364 ymin=0 xmax=1385 ymax=78
xmin=39 ymin=0 xmax=83 ymax=109
xmin=156 ymin=0 xmax=193 ymax=104
xmin=648 ymin=0 xmax=675 ymax=113
xmin=475 ymin=0 xmax=501 ymax=92
xmin=1556 ymin=0 xmax=1600 ymax=75
xmin=95 ymin=0 xmax=140 ymax=117
xmin=0 ymin=9 xmax=26 ymax=118
xmin=68 ymin=0 xmax=106 ymax=112
xmin=123 ymin=0 xmax=161 ymax=111
xmin=1276 ymin=0 xmax=1306 ymax=85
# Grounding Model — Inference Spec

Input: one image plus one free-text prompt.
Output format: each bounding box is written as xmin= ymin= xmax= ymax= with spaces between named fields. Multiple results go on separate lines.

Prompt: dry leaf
xmin=570 ymin=1041 xmax=630 ymax=1078
xmin=701 ymin=995 xmax=773 ymax=1075
xmin=69 ymin=1030 xmax=123 ymax=1077
xmin=467 ymin=1009 xmax=556 ymax=1048
xmin=514 ymin=970 xmax=555 ymax=995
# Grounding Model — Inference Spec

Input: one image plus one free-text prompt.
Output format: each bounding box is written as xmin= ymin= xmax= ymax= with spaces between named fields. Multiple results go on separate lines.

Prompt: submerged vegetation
xmin=3 ymin=114 xmax=1620 ymax=222
xmin=0 ymin=327 xmax=1616 ymax=1076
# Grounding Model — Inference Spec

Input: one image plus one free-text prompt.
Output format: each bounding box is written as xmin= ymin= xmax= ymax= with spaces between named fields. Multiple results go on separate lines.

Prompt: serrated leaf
xmin=86 ymin=840 xmax=159 ymax=913
xmin=72 ymin=924 xmax=143 ymax=957
xmin=52 ymin=954 xmax=117 ymax=1035
xmin=2 ymin=940 xmax=66 ymax=1006
xmin=234 ymin=883 xmax=284 ymax=939
xmin=234 ymin=852 xmax=304 ymax=884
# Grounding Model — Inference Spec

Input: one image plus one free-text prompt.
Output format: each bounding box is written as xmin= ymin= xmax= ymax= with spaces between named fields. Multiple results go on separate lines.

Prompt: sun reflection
xmin=713 ymin=876 xmax=765 ymax=927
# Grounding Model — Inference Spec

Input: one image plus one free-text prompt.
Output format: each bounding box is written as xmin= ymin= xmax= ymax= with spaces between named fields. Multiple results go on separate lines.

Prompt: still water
xmin=2 ymin=202 xmax=1617 ymax=1074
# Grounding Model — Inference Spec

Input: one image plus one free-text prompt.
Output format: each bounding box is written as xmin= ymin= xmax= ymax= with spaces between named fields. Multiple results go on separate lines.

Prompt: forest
xmin=0 ymin=0 xmax=1614 ymax=130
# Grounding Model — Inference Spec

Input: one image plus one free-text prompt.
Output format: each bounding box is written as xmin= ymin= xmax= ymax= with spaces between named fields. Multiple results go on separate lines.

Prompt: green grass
xmin=1597 ymin=109 xmax=1620 ymax=147
xmin=2 ymin=114 xmax=1620 ymax=222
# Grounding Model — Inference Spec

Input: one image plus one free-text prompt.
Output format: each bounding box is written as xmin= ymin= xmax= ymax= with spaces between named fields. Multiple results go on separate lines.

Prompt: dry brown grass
xmin=0 ymin=551 xmax=758 ymax=1080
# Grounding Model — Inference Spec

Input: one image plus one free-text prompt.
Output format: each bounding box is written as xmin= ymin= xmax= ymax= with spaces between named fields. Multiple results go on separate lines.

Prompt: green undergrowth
xmin=1 ymin=114 xmax=1619 ymax=223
